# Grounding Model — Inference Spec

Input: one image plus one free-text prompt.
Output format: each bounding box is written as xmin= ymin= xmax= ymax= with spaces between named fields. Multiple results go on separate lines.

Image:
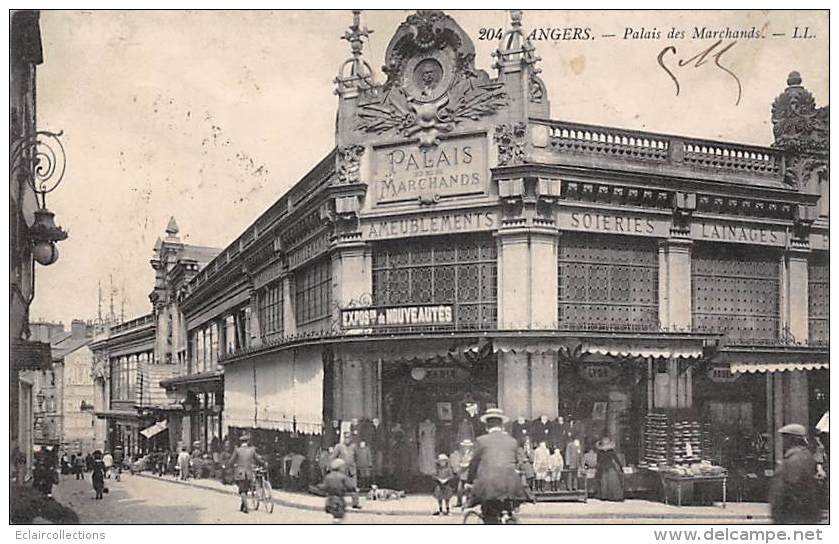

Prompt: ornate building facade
xmin=94 ymin=11 xmax=828 ymax=475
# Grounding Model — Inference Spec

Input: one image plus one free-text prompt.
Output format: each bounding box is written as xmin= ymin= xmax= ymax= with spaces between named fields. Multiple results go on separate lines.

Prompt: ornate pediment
xmin=356 ymin=11 xmax=508 ymax=147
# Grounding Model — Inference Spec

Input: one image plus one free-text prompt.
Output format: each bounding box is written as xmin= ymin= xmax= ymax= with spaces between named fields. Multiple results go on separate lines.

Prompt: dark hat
xmin=239 ymin=433 xmax=251 ymax=442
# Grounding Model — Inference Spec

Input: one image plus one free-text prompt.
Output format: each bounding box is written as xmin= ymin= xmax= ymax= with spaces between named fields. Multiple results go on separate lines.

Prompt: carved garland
xmin=494 ymin=122 xmax=528 ymax=167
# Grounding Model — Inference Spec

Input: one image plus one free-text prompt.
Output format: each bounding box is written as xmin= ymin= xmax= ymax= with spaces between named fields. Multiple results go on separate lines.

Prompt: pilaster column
xmin=781 ymin=248 xmax=810 ymax=342
xmin=247 ymin=287 xmax=262 ymax=348
xmin=497 ymin=227 xmax=558 ymax=329
xmin=658 ymin=237 xmax=692 ymax=330
xmin=498 ymin=351 xmax=559 ymax=420
xmin=282 ymin=274 xmax=295 ymax=336
xmin=334 ymin=356 xmax=378 ymax=420
xmin=331 ymin=242 xmax=372 ymax=315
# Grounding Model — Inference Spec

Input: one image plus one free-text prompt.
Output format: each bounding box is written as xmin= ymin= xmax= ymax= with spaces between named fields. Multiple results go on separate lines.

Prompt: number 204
xmin=478 ymin=28 xmax=504 ymax=40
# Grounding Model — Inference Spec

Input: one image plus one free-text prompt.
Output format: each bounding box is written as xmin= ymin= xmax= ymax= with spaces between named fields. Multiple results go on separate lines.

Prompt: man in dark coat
xmin=228 ymin=433 xmax=265 ymax=514
xmin=770 ymin=424 xmax=821 ymax=524
xmin=331 ymin=431 xmax=361 ymax=509
xmin=467 ymin=408 xmax=531 ymax=523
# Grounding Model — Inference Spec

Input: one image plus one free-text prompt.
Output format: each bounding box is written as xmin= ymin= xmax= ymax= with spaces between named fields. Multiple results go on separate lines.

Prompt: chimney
xmin=71 ymin=319 xmax=87 ymax=339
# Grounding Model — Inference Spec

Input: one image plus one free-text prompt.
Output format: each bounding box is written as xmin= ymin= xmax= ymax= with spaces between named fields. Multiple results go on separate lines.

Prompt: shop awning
xmin=337 ymin=338 xmax=484 ymax=364
xmin=159 ymin=369 xmax=223 ymax=392
xmin=94 ymin=409 xmax=139 ymax=421
xmin=140 ymin=420 xmax=168 ymax=438
xmin=492 ymin=338 xmax=705 ymax=359
xmin=729 ymin=361 xmax=829 ymax=374
xmin=581 ymin=343 xmax=703 ymax=359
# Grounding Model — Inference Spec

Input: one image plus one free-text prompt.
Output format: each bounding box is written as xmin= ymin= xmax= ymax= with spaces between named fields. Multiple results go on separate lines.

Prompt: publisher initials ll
xmin=792 ymin=26 xmax=813 ymax=39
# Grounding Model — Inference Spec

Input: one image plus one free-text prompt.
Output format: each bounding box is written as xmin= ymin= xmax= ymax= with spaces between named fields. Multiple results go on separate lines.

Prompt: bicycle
xmin=246 ymin=467 xmax=274 ymax=513
xmin=461 ymin=499 xmax=519 ymax=524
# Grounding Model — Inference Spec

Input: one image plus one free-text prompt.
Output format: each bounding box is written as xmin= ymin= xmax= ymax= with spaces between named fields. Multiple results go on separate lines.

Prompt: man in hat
xmin=330 ymin=431 xmax=361 ymax=509
xmin=449 ymin=439 xmax=474 ymax=507
xmin=466 ymin=408 xmax=531 ymax=523
xmin=228 ymin=433 xmax=265 ymax=514
xmin=769 ymin=423 xmax=821 ymax=524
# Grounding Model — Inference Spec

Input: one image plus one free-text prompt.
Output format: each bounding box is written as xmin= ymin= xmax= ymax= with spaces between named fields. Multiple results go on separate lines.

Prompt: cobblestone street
xmin=48 ymin=472 xmax=771 ymax=525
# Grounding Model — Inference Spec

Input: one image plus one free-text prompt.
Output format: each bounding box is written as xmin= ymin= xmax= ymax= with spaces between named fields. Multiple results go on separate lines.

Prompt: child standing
xmin=547 ymin=446 xmax=564 ymax=492
xmin=565 ymin=438 xmax=582 ymax=491
xmin=532 ymin=441 xmax=550 ymax=493
xmin=432 ymin=454 xmax=455 ymax=516
xmin=323 ymin=458 xmax=357 ymax=523
xmin=356 ymin=441 xmax=374 ymax=490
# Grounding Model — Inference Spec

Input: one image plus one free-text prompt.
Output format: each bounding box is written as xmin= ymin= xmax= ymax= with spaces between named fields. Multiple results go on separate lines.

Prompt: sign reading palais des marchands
xmin=373 ymin=135 xmax=487 ymax=204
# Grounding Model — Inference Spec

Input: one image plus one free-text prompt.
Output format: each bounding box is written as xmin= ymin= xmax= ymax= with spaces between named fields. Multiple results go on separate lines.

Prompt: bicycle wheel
xmin=261 ymin=479 xmax=274 ymax=513
xmin=462 ymin=510 xmax=483 ymax=524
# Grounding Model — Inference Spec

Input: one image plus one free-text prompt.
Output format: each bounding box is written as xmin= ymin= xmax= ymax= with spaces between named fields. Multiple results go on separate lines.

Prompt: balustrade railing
xmin=111 ymin=313 xmax=155 ymax=334
xmin=532 ymin=119 xmax=783 ymax=180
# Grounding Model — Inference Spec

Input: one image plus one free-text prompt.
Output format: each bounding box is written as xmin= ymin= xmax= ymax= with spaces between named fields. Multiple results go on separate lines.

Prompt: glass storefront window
xmin=692 ymin=243 xmax=780 ymax=343
xmin=372 ymin=235 xmax=497 ymax=330
xmin=558 ymin=233 xmax=658 ymax=331
xmin=294 ymin=259 xmax=332 ymax=326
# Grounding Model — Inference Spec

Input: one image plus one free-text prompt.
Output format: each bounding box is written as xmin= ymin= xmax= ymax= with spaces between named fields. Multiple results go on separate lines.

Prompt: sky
xmin=30 ymin=9 xmax=828 ymax=325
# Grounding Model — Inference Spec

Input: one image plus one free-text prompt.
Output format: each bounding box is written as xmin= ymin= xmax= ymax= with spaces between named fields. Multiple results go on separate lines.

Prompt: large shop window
xmin=557 ymin=233 xmax=658 ymax=331
xmin=372 ymin=235 xmax=497 ymax=330
xmin=808 ymin=252 xmax=829 ymax=344
xmin=110 ymin=352 xmax=148 ymax=402
xmin=191 ymin=322 xmax=220 ymax=373
xmin=258 ymin=280 xmax=283 ymax=337
xmin=294 ymin=258 xmax=332 ymax=327
xmin=692 ymin=243 xmax=780 ymax=343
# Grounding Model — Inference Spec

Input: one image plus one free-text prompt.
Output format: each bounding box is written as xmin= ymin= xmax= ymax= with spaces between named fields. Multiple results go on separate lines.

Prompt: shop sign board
xmin=579 ymin=363 xmax=620 ymax=383
xmin=708 ymin=365 xmax=739 ymax=383
xmin=692 ymin=220 xmax=786 ymax=247
xmin=341 ymin=304 xmax=454 ymax=330
xmin=558 ymin=209 xmax=670 ymax=238
xmin=365 ymin=209 xmax=497 ymax=240
xmin=411 ymin=366 xmax=470 ymax=383
xmin=372 ymin=135 xmax=488 ymax=205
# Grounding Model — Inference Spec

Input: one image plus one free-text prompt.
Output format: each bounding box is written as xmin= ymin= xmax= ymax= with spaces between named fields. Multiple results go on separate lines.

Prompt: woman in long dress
xmin=595 ymin=437 xmax=625 ymax=502
xmin=91 ymin=451 xmax=105 ymax=500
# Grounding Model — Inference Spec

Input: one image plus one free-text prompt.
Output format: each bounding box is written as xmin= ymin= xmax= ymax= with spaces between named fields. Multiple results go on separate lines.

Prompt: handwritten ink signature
xmin=657 ymin=40 xmax=742 ymax=106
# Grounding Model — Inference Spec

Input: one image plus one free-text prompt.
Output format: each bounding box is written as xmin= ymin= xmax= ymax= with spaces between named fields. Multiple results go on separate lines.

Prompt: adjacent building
xmin=94 ymin=11 xmax=828 ymax=480
xmin=21 ymin=320 xmax=98 ymax=455
xmin=10 ymin=10 xmax=69 ymax=476
xmin=90 ymin=219 xmax=220 ymax=455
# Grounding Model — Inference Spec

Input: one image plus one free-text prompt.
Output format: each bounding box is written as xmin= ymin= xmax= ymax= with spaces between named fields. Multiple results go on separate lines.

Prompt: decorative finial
xmin=336 ymin=10 xmax=375 ymax=94
xmin=787 ymin=71 xmax=802 ymax=87
xmin=494 ymin=9 xmax=541 ymax=73
xmin=342 ymin=10 xmax=372 ymax=59
xmin=510 ymin=10 xmax=522 ymax=30
xmin=165 ymin=216 xmax=179 ymax=236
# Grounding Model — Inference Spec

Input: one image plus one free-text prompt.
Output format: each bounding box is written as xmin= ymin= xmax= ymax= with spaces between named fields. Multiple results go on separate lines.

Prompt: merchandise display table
xmin=658 ymin=472 xmax=727 ymax=508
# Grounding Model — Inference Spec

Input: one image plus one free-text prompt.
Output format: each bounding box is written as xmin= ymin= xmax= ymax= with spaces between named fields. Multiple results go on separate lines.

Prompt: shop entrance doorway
xmin=379 ymin=354 xmax=496 ymax=491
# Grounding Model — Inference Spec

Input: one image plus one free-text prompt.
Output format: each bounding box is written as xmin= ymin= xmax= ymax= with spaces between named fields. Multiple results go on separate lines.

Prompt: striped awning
xmin=140 ymin=420 xmax=168 ymax=438
xmin=581 ymin=343 xmax=703 ymax=359
xmin=729 ymin=361 xmax=829 ymax=374
xmin=492 ymin=338 xmax=705 ymax=359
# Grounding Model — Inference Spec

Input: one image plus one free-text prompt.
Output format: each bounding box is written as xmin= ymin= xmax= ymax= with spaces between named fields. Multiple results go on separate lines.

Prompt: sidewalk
xmin=134 ymin=473 xmax=771 ymax=521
